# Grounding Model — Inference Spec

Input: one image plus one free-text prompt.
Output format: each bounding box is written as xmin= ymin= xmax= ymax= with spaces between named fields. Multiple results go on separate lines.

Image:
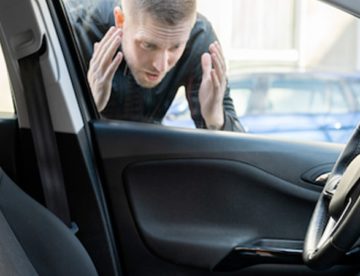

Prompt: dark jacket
xmin=67 ymin=0 xmax=244 ymax=131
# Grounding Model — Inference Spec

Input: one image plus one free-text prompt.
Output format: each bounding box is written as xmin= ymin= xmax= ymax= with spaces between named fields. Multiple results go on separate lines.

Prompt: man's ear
xmin=114 ymin=6 xmax=125 ymax=28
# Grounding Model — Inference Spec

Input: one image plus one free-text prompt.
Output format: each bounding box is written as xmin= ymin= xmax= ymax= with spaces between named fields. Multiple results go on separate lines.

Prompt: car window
xmin=231 ymin=88 xmax=251 ymax=116
xmin=0 ymin=44 xmax=14 ymax=115
xmin=264 ymin=79 xmax=350 ymax=115
xmin=229 ymin=79 xmax=253 ymax=116
xmin=265 ymin=79 xmax=326 ymax=114
xmin=62 ymin=0 xmax=360 ymax=143
xmin=349 ymin=80 xmax=360 ymax=110
xmin=328 ymin=82 xmax=349 ymax=113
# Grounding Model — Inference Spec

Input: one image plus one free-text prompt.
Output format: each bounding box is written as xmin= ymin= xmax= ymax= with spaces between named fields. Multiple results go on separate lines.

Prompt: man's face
xmin=121 ymin=11 xmax=195 ymax=88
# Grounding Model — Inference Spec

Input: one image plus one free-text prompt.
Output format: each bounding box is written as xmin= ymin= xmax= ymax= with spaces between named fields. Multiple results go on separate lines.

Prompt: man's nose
xmin=153 ymin=51 xmax=168 ymax=73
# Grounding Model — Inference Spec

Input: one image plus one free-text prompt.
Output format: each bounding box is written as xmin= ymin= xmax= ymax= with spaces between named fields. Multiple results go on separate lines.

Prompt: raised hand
xmin=199 ymin=41 xmax=226 ymax=130
xmin=87 ymin=26 xmax=123 ymax=111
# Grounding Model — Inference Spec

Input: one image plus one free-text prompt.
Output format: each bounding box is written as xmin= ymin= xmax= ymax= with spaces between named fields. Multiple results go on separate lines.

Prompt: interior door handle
xmin=301 ymin=164 xmax=334 ymax=186
xmin=213 ymin=239 xmax=303 ymax=272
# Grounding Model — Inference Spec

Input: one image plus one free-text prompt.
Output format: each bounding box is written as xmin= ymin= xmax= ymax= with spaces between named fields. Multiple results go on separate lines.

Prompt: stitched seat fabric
xmin=0 ymin=168 xmax=98 ymax=276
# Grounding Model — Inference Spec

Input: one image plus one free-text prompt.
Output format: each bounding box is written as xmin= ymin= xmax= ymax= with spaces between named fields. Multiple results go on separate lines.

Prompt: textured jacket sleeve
xmin=221 ymin=85 xmax=245 ymax=132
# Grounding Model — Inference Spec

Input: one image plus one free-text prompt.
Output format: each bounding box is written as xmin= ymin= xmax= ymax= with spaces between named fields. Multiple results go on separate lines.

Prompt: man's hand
xmin=87 ymin=26 xmax=123 ymax=112
xmin=199 ymin=41 xmax=226 ymax=130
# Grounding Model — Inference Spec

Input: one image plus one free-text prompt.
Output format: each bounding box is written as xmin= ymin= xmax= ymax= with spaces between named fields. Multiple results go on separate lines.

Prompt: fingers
xmin=100 ymin=31 xmax=122 ymax=72
xmin=92 ymin=27 xmax=122 ymax=67
xmin=201 ymin=52 xmax=212 ymax=78
xmin=210 ymin=41 xmax=226 ymax=71
xmin=92 ymin=27 xmax=116 ymax=59
xmin=199 ymin=42 xmax=227 ymax=128
xmin=88 ymin=27 xmax=122 ymax=84
xmin=210 ymin=52 xmax=223 ymax=86
xmin=209 ymin=41 xmax=226 ymax=78
xmin=104 ymin=51 xmax=123 ymax=81
xmin=211 ymin=69 xmax=220 ymax=90
xmin=201 ymin=42 xmax=227 ymax=96
xmin=87 ymin=27 xmax=123 ymax=111
xmin=208 ymin=41 xmax=226 ymax=95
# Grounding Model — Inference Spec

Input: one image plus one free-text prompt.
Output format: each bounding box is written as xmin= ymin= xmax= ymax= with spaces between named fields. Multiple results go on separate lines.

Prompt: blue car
xmin=163 ymin=72 xmax=360 ymax=143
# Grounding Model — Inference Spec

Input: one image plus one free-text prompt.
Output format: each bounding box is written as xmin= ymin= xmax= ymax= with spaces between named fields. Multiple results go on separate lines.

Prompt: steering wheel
xmin=303 ymin=124 xmax=360 ymax=269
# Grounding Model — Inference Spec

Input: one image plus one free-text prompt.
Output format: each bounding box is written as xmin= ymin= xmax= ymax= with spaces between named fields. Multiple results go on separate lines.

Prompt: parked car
xmin=163 ymin=72 xmax=360 ymax=143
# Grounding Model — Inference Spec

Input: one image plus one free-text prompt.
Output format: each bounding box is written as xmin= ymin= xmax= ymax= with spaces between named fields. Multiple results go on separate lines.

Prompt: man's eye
xmin=171 ymin=45 xmax=180 ymax=51
xmin=142 ymin=42 xmax=155 ymax=50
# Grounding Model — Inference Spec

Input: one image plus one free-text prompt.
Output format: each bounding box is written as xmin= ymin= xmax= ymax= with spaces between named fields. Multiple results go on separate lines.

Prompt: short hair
xmin=131 ymin=0 xmax=197 ymax=25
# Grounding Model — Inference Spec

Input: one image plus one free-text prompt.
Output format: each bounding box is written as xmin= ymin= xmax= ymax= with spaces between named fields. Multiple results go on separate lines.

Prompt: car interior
xmin=1 ymin=0 xmax=360 ymax=275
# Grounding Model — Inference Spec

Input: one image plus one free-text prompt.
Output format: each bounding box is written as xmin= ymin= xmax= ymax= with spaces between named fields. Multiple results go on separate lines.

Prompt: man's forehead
xmin=133 ymin=14 xmax=194 ymax=42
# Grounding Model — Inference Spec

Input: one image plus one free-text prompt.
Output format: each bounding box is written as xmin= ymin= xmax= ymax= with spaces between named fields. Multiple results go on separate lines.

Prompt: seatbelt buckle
xmin=70 ymin=222 xmax=79 ymax=235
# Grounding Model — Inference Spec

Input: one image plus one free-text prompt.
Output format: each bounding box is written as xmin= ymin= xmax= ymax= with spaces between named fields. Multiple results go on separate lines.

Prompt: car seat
xmin=0 ymin=167 xmax=98 ymax=275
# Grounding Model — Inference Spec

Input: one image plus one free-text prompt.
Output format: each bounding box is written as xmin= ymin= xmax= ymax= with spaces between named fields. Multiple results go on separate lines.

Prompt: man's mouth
xmin=145 ymin=72 xmax=160 ymax=81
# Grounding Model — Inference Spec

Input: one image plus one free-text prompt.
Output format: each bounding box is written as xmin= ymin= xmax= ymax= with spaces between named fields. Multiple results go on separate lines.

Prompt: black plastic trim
xmin=214 ymin=239 xmax=303 ymax=272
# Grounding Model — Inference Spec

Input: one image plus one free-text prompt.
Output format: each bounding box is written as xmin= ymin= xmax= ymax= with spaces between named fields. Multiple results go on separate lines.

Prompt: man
xmin=71 ymin=0 xmax=244 ymax=131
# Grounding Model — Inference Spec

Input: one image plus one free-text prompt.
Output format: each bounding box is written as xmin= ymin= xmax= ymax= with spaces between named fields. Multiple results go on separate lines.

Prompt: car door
xmin=1 ymin=0 xmax=360 ymax=275
xmin=83 ymin=1 xmax=360 ymax=273
xmin=83 ymin=1 xmax=357 ymax=275
xmin=90 ymin=119 xmax=350 ymax=275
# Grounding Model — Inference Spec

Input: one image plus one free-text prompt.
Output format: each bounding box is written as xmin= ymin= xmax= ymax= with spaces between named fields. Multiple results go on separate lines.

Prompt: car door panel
xmin=125 ymin=159 xmax=316 ymax=270
xmin=91 ymin=120 xmax=346 ymax=275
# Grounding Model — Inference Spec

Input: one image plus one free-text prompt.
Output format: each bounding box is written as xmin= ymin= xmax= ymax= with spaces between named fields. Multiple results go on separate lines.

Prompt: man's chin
xmin=139 ymin=81 xmax=159 ymax=88
xmin=134 ymin=75 xmax=163 ymax=88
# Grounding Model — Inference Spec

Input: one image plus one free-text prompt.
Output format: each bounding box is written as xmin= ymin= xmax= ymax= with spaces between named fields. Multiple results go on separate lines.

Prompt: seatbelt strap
xmin=18 ymin=37 xmax=72 ymax=228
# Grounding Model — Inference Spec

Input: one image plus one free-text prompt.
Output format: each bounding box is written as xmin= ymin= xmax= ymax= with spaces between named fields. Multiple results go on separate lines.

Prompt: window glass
xmin=328 ymin=83 xmax=349 ymax=113
xmin=62 ymin=0 xmax=360 ymax=143
xmin=229 ymin=79 xmax=253 ymax=116
xmin=265 ymin=79 xmax=350 ymax=115
xmin=231 ymin=88 xmax=251 ymax=116
xmin=163 ymin=87 xmax=194 ymax=128
xmin=350 ymin=80 xmax=360 ymax=110
xmin=265 ymin=79 xmax=327 ymax=114
xmin=0 ymin=44 xmax=14 ymax=115
xmin=231 ymin=0 xmax=295 ymax=50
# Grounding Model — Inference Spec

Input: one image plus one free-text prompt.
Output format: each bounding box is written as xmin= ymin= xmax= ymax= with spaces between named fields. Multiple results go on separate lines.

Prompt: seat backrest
xmin=0 ymin=167 xmax=98 ymax=276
